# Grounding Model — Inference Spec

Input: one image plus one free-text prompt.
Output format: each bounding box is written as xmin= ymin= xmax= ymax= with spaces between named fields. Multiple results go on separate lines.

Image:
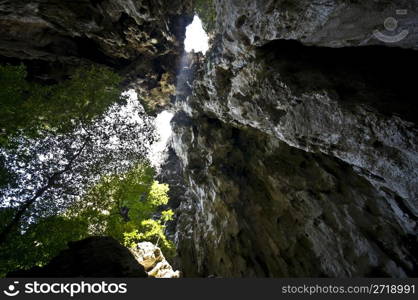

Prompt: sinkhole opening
xmin=184 ymin=15 xmax=209 ymax=54
xmin=123 ymin=90 xmax=174 ymax=170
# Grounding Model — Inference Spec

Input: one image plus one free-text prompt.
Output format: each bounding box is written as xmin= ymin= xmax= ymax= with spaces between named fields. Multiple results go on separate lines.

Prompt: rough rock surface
xmin=167 ymin=0 xmax=418 ymax=277
xmin=7 ymin=237 xmax=147 ymax=277
xmin=217 ymin=0 xmax=418 ymax=51
xmin=2 ymin=0 xmax=418 ymax=279
xmin=0 ymin=0 xmax=193 ymax=114
xmin=132 ymin=242 xmax=180 ymax=278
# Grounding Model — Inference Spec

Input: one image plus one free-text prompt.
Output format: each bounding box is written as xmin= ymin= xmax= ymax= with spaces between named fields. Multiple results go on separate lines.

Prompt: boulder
xmin=8 ymin=237 xmax=148 ymax=277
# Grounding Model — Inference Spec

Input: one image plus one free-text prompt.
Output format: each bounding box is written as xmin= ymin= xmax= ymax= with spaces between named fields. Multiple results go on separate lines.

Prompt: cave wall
xmin=216 ymin=0 xmax=418 ymax=50
xmin=168 ymin=0 xmax=418 ymax=277
xmin=0 ymin=0 xmax=193 ymax=113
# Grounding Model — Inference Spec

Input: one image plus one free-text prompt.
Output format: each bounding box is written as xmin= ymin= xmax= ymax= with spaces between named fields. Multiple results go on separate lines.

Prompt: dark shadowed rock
xmin=167 ymin=0 xmax=418 ymax=277
xmin=7 ymin=237 xmax=147 ymax=277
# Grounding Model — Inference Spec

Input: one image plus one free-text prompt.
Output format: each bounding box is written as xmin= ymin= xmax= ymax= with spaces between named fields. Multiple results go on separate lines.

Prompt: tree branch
xmin=0 ymin=140 xmax=88 ymax=245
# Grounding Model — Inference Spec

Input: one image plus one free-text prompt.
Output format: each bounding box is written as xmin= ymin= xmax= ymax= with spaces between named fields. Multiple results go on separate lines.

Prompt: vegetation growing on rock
xmin=0 ymin=63 xmax=174 ymax=277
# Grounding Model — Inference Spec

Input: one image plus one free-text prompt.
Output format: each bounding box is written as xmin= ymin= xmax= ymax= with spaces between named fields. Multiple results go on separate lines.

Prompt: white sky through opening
xmin=184 ymin=15 xmax=209 ymax=54
xmin=149 ymin=110 xmax=174 ymax=169
xmin=124 ymin=89 xmax=173 ymax=169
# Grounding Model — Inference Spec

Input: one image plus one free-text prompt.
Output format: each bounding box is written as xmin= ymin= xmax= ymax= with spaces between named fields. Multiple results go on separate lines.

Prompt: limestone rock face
xmin=167 ymin=0 xmax=418 ymax=277
xmin=7 ymin=237 xmax=148 ymax=277
xmin=217 ymin=0 xmax=418 ymax=51
xmin=0 ymin=0 xmax=193 ymax=113
xmin=132 ymin=242 xmax=180 ymax=278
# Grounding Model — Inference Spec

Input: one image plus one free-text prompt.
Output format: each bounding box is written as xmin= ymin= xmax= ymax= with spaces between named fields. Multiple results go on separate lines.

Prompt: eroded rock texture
xmin=217 ymin=0 xmax=418 ymax=51
xmin=168 ymin=0 xmax=418 ymax=277
xmin=133 ymin=242 xmax=180 ymax=278
xmin=0 ymin=0 xmax=193 ymax=114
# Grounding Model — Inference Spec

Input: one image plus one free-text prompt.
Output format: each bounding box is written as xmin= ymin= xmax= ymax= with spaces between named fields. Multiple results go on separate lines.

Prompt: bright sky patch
xmin=184 ymin=15 xmax=209 ymax=54
xmin=149 ymin=110 xmax=174 ymax=169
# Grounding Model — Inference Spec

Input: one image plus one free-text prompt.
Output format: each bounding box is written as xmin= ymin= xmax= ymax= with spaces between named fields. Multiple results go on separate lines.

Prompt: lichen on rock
xmin=165 ymin=0 xmax=418 ymax=278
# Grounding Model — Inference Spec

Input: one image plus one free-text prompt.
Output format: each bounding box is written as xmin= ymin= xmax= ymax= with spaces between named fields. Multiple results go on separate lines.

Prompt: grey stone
xmin=168 ymin=0 xmax=418 ymax=277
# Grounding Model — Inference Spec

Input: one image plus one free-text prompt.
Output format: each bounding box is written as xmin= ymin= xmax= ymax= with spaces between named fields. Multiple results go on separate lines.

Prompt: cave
xmin=0 ymin=0 xmax=417 ymax=281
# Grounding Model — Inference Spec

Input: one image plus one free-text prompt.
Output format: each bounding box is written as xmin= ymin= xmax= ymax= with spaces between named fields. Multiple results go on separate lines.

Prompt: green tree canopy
xmin=0 ymin=63 xmax=173 ymax=278
xmin=0 ymin=163 xmax=174 ymax=277
xmin=68 ymin=163 xmax=174 ymax=256
xmin=0 ymin=64 xmax=124 ymax=147
xmin=0 ymin=64 xmax=155 ymax=245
